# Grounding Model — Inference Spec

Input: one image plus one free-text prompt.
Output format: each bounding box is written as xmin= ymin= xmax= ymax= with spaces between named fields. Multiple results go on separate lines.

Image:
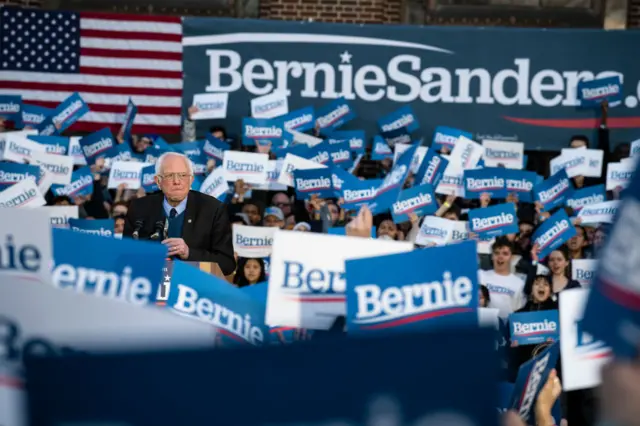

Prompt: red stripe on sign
xmin=81 ymin=48 xmax=182 ymax=61
xmin=0 ymin=81 xmax=182 ymax=98
xmin=80 ymin=66 xmax=182 ymax=80
xmin=0 ymin=375 xmax=24 ymax=389
xmin=26 ymin=100 xmax=181 ymax=116
xmin=80 ymin=11 xmax=182 ymax=23
xmin=70 ymin=121 xmax=180 ymax=134
xmin=80 ymin=29 xmax=182 ymax=43
xmin=503 ymin=116 xmax=640 ymax=129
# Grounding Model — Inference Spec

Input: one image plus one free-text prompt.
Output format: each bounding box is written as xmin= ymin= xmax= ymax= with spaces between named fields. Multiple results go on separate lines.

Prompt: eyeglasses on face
xmin=159 ymin=172 xmax=192 ymax=181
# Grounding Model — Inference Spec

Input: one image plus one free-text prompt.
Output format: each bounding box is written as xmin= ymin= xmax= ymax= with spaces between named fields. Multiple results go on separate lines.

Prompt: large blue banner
xmin=182 ymin=19 xmax=640 ymax=150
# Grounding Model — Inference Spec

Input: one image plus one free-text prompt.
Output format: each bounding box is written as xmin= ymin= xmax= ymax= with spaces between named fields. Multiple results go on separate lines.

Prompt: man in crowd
xmin=123 ymin=151 xmax=236 ymax=275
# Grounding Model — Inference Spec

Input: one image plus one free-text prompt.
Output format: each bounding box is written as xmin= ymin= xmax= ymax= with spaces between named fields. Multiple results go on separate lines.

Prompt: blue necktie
xmin=169 ymin=208 xmax=177 ymax=219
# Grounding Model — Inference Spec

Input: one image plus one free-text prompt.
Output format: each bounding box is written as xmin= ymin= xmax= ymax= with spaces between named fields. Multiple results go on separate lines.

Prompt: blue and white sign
xmin=328 ymin=226 xmax=376 ymax=238
xmin=222 ymin=150 xmax=268 ymax=185
xmin=510 ymin=310 xmax=559 ymax=345
xmin=0 ymin=163 xmax=40 ymax=191
xmin=390 ymin=184 xmax=437 ymax=224
xmin=346 ymin=240 xmax=479 ymax=333
xmin=341 ymin=178 xmax=382 ymax=211
xmin=191 ymin=92 xmax=228 ymax=120
xmin=166 ymin=260 xmax=269 ymax=345
xmin=432 ymin=126 xmax=473 ymax=149
xmin=566 ymin=184 xmax=606 ymax=211
xmin=293 ymin=167 xmax=334 ymax=200
xmin=532 ymin=209 xmax=577 ymax=260
xmin=377 ymin=105 xmax=419 ymax=135
xmin=250 ymin=91 xmax=288 ymax=119
xmin=414 ymin=148 xmax=448 ymax=188
xmin=371 ymin=143 xmax=416 ymax=214
xmin=141 ymin=164 xmax=158 ymax=192
xmin=200 ymin=167 xmax=229 ymax=201
xmin=280 ymin=106 xmax=315 ymax=133
xmin=371 ymin=136 xmax=393 ymax=160
xmin=203 ymin=134 xmax=230 ymax=161
xmin=463 ymin=167 xmax=509 ymax=200
xmin=232 ymin=225 xmax=276 ymax=258
xmin=509 ymin=342 xmax=560 ymax=426
xmin=326 ymin=141 xmax=353 ymax=170
xmin=577 ymin=76 xmax=623 ymax=108
xmin=315 ymin=97 xmax=355 ymax=135
xmin=120 ymin=98 xmax=138 ymax=140
xmin=468 ymin=203 xmax=519 ymax=239
xmin=534 ymin=169 xmax=573 ymax=211
xmin=327 ymin=130 xmax=366 ymax=154
xmin=79 ymin=128 xmax=116 ymax=165
xmin=21 ymin=104 xmax=51 ymax=127
xmin=68 ymin=218 xmax=115 ymax=238
xmin=50 ymin=92 xmax=90 ymax=132
xmin=50 ymin=227 xmax=167 ymax=305
xmin=28 ymin=135 xmax=70 ymax=155
xmin=51 ymin=166 xmax=94 ymax=198
xmin=0 ymin=94 xmax=22 ymax=123
xmin=242 ymin=117 xmax=284 ymax=147
xmin=482 ymin=140 xmax=524 ymax=169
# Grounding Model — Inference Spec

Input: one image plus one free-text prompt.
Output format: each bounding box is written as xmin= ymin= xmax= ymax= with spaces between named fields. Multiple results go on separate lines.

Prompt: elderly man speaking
xmin=123 ymin=152 xmax=236 ymax=275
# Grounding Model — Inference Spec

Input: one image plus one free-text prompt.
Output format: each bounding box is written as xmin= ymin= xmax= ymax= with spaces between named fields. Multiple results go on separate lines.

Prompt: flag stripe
xmin=80 ymin=17 xmax=182 ymax=34
xmin=80 ymin=47 xmax=182 ymax=61
xmin=80 ymin=56 xmax=182 ymax=72
xmin=0 ymin=80 xmax=181 ymax=97
xmin=80 ymin=66 xmax=182 ymax=79
xmin=80 ymin=29 xmax=182 ymax=43
xmin=0 ymin=71 xmax=182 ymax=90
xmin=0 ymin=89 xmax=181 ymax=107
xmin=80 ymin=37 xmax=182 ymax=53
xmin=79 ymin=111 xmax=181 ymax=126
xmin=80 ymin=11 xmax=182 ymax=24
xmin=72 ymin=121 xmax=178 ymax=134
xmin=26 ymin=100 xmax=181 ymax=116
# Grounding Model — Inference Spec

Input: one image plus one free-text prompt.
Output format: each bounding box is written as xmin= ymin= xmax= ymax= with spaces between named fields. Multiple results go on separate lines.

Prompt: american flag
xmin=0 ymin=6 xmax=183 ymax=134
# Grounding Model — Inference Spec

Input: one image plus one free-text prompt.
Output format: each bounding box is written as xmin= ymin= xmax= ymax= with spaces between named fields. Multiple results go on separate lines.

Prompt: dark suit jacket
xmin=123 ymin=190 xmax=236 ymax=275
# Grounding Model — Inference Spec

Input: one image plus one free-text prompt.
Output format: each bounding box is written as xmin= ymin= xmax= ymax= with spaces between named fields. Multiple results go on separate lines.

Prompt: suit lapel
xmin=181 ymin=191 xmax=198 ymax=244
xmin=147 ymin=193 xmax=166 ymax=236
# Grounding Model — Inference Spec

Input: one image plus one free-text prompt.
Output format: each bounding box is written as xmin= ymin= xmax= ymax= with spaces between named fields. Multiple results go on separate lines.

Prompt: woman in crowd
xmin=233 ymin=257 xmax=267 ymax=288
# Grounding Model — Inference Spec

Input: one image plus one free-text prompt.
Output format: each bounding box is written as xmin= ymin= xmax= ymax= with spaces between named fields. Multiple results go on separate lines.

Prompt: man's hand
xmin=346 ymin=205 xmax=373 ymax=238
xmin=535 ymin=368 xmax=562 ymax=426
xmin=188 ymin=105 xmax=199 ymax=120
xmin=162 ymin=238 xmax=189 ymax=260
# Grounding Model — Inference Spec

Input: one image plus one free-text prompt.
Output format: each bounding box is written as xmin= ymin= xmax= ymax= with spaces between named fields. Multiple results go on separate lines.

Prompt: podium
xmin=156 ymin=261 xmax=234 ymax=306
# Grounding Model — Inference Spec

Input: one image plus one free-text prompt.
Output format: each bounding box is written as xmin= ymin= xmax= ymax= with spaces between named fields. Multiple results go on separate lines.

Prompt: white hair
xmin=155 ymin=152 xmax=194 ymax=177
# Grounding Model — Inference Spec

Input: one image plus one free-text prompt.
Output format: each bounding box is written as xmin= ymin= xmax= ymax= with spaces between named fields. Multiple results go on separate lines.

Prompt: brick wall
xmin=628 ymin=0 xmax=640 ymax=26
xmin=259 ymin=0 xmax=403 ymax=23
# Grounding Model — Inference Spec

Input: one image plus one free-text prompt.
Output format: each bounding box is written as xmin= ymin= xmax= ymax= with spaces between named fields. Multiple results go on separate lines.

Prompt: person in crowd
xmin=114 ymin=216 xmax=125 ymax=235
xmin=263 ymin=206 xmax=285 ymax=229
xmin=293 ymin=222 xmax=311 ymax=232
xmin=478 ymin=237 xmax=526 ymax=319
xmin=233 ymin=257 xmax=267 ymax=288
xmin=545 ymin=245 xmax=581 ymax=294
xmin=240 ymin=202 xmax=263 ymax=226
xmin=272 ymin=192 xmax=293 ymax=219
xmin=122 ymin=152 xmax=235 ymax=275
xmin=567 ymin=225 xmax=593 ymax=259
xmin=375 ymin=215 xmax=402 ymax=240
xmin=479 ymin=284 xmax=490 ymax=308
xmin=111 ymin=201 xmax=129 ymax=218
xmin=592 ymin=224 xmax=610 ymax=255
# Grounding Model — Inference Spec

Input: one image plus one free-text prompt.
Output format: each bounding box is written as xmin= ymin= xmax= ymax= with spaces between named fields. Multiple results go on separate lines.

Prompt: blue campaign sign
xmin=0 ymin=94 xmax=22 ymax=123
xmin=0 ymin=162 xmax=40 ymax=191
xmin=26 ymin=328 xmax=498 ymax=426
xmin=68 ymin=218 xmax=115 ymax=238
xmin=141 ymin=164 xmax=158 ymax=192
xmin=79 ymin=128 xmax=116 ymax=165
xmin=463 ymin=167 xmax=509 ymax=200
xmin=166 ymin=261 xmax=268 ymax=346
xmin=432 ymin=126 xmax=473 ymax=150
xmin=50 ymin=227 xmax=167 ymax=305
xmin=371 ymin=135 xmax=393 ymax=160
xmin=346 ymin=240 xmax=479 ymax=334
xmin=203 ymin=134 xmax=230 ymax=160
xmin=509 ymin=310 xmax=559 ymax=345
xmin=533 ymin=169 xmax=573 ymax=211
xmin=468 ymin=203 xmax=519 ymax=239
xmin=378 ymin=105 xmax=419 ymax=134
xmin=504 ymin=168 xmax=540 ymax=203
xmin=242 ymin=116 xmax=284 ymax=146
xmin=566 ymin=184 xmax=607 ymax=211
xmin=120 ymin=98 xmax=138 ymax=140
xmin=509 ymin=342 xmax=560 ymax=425
xmin=36 ymin=115 xmax=58 ymax=136
xmin=370 ymin=142 xmax=417 ymax=215
xmin=50 ymin=92 xmax=90 ymax=132
xmin=414 ymin=147 xmax=448 ymax=188
xmin=306 ymin=141 xmax=335 ymax=166
xmin=51 ymin=166 xmax=94 ymax=198
xmin=327 ymin=141 xmax=354 ymax=170
xmin=293 ymin=167 xmax=334 ymax=200
xmin=578 ymin=76 xmax=623 ymax=109
xmin=327 ymin=129 xmax=367 ymax=154
xmin=28 ymin=135 xmax=70 ymax=155
xmin=331 ymin=166 xmax=358 ymax=197
xmin=280 ymin=106 xmax=315 ymax=133
xmin=341 ymin=178 xmax=383 ymax=212
xmin=582 ymin=163 xmax=640 ymax=358
xmin=172 ymin=140 xmax=203 ymax=157
xmin=391 ymin=184 xmax=438 ymax=224
xmin=532 ymin=209 xmax=577 ymax=260
xmin=328 ymin=225 xmax=377 ymax=238
xmin=316 ymin=97 xmax=356 ymax=135
xmin=22 ymin=104 xmax=52 ymax=127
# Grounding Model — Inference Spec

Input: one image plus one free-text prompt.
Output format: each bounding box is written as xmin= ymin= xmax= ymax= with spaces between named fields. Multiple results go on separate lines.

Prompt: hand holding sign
xmin=346 ymin=205 xmax=373 ymax=239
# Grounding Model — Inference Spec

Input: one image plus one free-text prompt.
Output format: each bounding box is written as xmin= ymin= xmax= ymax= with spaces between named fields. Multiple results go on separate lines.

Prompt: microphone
xmin=163 ymin=218 xmax=169 ymax=240
xmin=132 ymin=220 xmax=144 ymax=240
xmin=150 ymin=220 xmax=165 ymax=240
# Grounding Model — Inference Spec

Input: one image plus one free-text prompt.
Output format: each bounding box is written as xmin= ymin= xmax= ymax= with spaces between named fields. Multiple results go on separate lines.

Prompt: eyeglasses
xmin=159 ymin=172 xmax=192 ymax=181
